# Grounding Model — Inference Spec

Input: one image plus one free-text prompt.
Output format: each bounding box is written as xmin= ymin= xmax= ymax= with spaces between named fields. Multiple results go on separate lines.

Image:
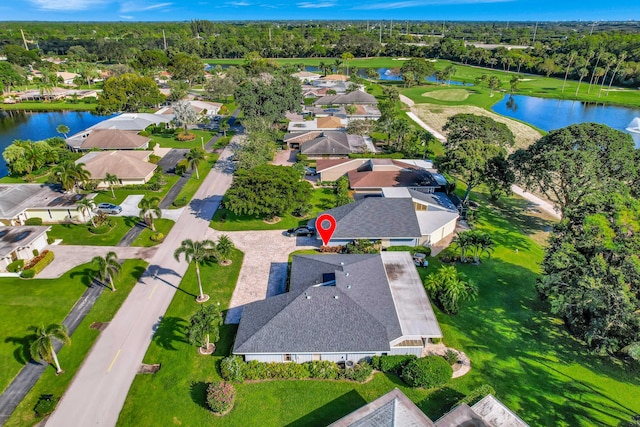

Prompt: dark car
xmin=286 ymin=226 xmax=315 ymax=237
xmin=96 ymin=203 xmax=122 ymax=215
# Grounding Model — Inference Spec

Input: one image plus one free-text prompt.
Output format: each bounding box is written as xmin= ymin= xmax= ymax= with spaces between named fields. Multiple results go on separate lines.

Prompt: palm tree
xmin=215 ymin=235 xmax=235 ymax=265
xmin=174 ymin=239 xmax=216 ymax=302
xmin=219 ymin=120 xmax=230 ymax=137
xmin=54 ymin=161 xmax=91 ymax=193
xmin=139 ymin=197 xmax=162 ymax=231
xmin=186 ymin=303 xmax=222 ymax=353
xmin=318 ymin=61 xmax=327 ymax=77
xmin=424 ymin=266 xmax=477 ymax=315
xmin=186 ymin=148 xmax=205 ymax=180
xmin=92 ymin=251 xmax=121 ymax=292
xmin=30 ymin=324 xmax=70 ymax=375
xmin=56 ymin=124 xmax=70 ymax=139
xmin=333 ymin=58 xmax=343 ymax=74
xmin=561 ymin=50 xmax=577 ymax=93
xmin=341 ymin=52 xmax=354 ymax=76
xmin=469 ymin=232 xmax=494 ymax=263
xmin=606 ymin=52 xmax=626 ymax=95
xmin=22 ymin=142 xmax=45 ymax=174
xmin=105 ymin=173 xmax=119 ymax=199
xmin=452 ymin=231 xmax=474 ymax=263
xmin=76 ymin=197 xmax=96 ymax=226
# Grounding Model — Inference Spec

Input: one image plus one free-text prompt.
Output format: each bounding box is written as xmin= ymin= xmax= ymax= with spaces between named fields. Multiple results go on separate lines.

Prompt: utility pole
xmin=20 ymin=29 xmax=29 ymax=50
xmin=532 ymin=21 xmax=538 ymax=44
xmin=162 ymin=29 xmax=167 ymax=50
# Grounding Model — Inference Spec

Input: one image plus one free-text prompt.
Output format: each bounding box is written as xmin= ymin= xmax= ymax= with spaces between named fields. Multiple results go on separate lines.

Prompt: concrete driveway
xmin=115 ymin=195 xmax=185 ymax=221
xmin=156 ymin=148 xmax=188 ymax=174
xmin=206 ymin=228 xmax=319 ymax=323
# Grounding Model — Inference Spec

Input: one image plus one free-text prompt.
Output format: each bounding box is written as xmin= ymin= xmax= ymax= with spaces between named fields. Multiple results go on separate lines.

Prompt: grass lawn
xmin=4 ymin=259 xmax=147 ymax=427
xmin=169 ymin=153 xmax=219 ymax=209
xmin=123 ymin=187 xmax=639 ymax=426
xmin=92 ymin=173 xmax=181 ymax=206
xmin=130 ymin=218 xmax=174 ymax=247
xmin=0 ymin=102 xmax=97 ymax=111
xmin=210 ymin=187 xmax=337 ymax=231
xmin=47 ymin=216 xmax=138 ymax=246
xmin=150 ymin=129 xmax=218 ymax=150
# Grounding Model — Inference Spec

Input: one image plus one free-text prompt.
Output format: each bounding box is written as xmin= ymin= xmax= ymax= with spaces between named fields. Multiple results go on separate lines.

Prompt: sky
xmin=0 ymin=0 xmax=639 ymax=22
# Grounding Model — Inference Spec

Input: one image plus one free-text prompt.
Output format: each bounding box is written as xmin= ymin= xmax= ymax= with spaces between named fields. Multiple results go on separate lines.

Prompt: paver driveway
xmin=206 ymin=228 xmax=319 ymax=323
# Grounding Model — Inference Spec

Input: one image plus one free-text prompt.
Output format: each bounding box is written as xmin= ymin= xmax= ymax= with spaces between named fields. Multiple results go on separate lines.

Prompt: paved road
xmin=45 ymin=144 xmax=235 ymax=427
xmin=0 ymin=278 xmax=108 ymax=425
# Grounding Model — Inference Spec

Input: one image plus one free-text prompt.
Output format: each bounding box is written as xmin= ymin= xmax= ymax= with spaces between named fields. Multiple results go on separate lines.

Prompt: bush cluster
xmin=343 ymin=239 xmax=381 ymax=254
xmin=175 ymin=159 xmax=189 ymax=175
xmin=319 ymin=245 xmax=342 ymax=253
xmin=89 ymin=219 xmax=115 ymax=234
xmin=401 ymin=356 xmax=452 ymax=389
xmin=206 ymin=381 xmax=235 ymax=414
xmin=385 ymin=245 xmax=432 ymax=257
xmin=177 ymin=132 xmax=196 ymax=141
xmin=7 ymin=259 xmax=24 ymax=273
xmin=371 ymin=354 xmax=417 ymax=374
xmin=172 ymin=196 xmax=188 ymax=208
xmin=34 ymin=394 xmax=58 ymax=417
xmin=456 ymin=384 xmax=496 ymax=406
xmin=444 ymin=350 xmax=459 ymax=365
xmin=22 ymin=250 xmax=54 ymax=278
xmin=219 ymin=357 xmax=370 ymax=383
xmin=438 ymin=247 xmax=458 ymax=264
xmin=24 ymin=217 xmax=43 ymax=226
xmin=150 ymin=232 xmax=164 ymax=242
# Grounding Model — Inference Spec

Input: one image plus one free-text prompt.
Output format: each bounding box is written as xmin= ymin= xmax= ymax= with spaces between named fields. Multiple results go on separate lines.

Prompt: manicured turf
xmin=150 ymin=129 xmax=218 ymax=150
xmin=421 ymin=88 xmax=471 ymax=102
xmin=0 ymin=259 xmax=147 ymax=397
xmin=122 ymin=188 xmax=639 ymax=426
xmin=130 ymin=218 xmax=175 ymax=247
xmin=210 ymin=187 xmax=337 ymax=231
xmin=169 ymin=153 xmax=219 ymax=210
xmin=92 ymin=174 xmax=181 ymax=206
xmin=47 ymin=216 xmax=139 ymax=246
xmin=0 ymin=102 xmax=97 ymax=111
xmin=4 ymin=259 xmax=147 ymax=427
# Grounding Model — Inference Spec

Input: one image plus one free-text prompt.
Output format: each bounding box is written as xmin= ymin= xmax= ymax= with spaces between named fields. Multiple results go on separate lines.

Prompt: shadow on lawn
xmin=152 ymin=316 xmax=186 ymax=351
xmin=447 ymin=257 xmax=640 ymax=426
xmin=286 ymin=390 xmax=367 ymax=427
xmin=69 ymin=267 xmax=98 ymax=287
xmin=189 ymin=380 xmax=209 ymax=410
xmin=4 ymin=332 xmax=37 ymax=365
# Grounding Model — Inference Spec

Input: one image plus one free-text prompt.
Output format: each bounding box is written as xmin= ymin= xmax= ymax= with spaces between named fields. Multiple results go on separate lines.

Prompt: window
xmin=283 ymin=354 xmax=292 ymax=362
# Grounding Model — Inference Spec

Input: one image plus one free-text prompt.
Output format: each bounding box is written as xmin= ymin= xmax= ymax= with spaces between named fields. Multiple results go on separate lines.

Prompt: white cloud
xmin=28 ymin=0 xmax=109 ymax=11
xmin=353 ymin=0 xmax=511 ymax=9
xmin=225 ymin=1 xmax=251 ymax=5
xmin=120 ymin=14 xmax=133 ymax=19
xmin=298 ymin=1 xmax=334 ymax=7
xmin=119 ymin=1 xmax=173 ymax=12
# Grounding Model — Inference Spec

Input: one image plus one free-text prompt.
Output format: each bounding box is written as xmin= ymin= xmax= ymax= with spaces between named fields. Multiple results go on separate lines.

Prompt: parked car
xmin=305 ymin=167 xmax=317 ymax=176
xmin=96 ymin=203 xmax=122 ymax=215
xmin=286 ymin=226 xmax=315 ymax=237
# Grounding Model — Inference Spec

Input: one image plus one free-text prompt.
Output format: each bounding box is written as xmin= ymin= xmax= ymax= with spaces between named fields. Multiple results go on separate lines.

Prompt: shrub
xmin=7 ymin=259 xmax=24 ymax=273
xmin=438 ymin=247 xmax=458 ymax=264
xmin=148 ymin=154 xmax=161 ymax=164
xmin=22 ymin=250 xmax=54 ymax=277
xmin=456 ymin=384 xmax=496 ymax=406
xmin=177 ymin=132 xmax=196 ymax=141
xmin=150 ymin=232 xmax=165 ymax=242
xmin=374 ymin=354 xmax=417 ymax=374
xmin=339 ymin=362 xmax=373 ymax=383
xmin=89 ymin=219 xmax=114 ymax=234
xmin=305 ymin=360 xmax=339 ymax=379
xmin=401 ymin=356 xmax=452 ymax=388
xmin=445 ymin=350 xmax=459 ymax=365
xmin=34 ymin=394 xmax=58 ymax=417
xmin=47 ymin=236 xmax=55 ymax=244
xmin=343 ymin=239 xmax=381 ymax=254
xmin=21 ymin=269 xmax=36 ymax=278
xmin=172 ymin=196 xmax=188 ymax=208
xmin=32 ymin=249 xmax=39 ymax=257
xmin=24 ymin=217 xmax=43 ymax=226
xmin=220 ymin=356 xmax=245 ymax=382
xmin=138 ymin=130 xmax=150 ymax=137
xmin=23 ymin=173 xmax=36 ymax=182
xmin=175 ymin=159 xmax=189 ymax=175
xmin=206 ymin=381 xmax=235 ymax=414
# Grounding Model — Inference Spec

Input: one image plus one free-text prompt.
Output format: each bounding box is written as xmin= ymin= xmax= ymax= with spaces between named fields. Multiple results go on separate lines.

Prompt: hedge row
xmin=22 ymin=250 xmax=54 ymax=278
xmin=385 ymin=245 xmax=432 ymax=257
xmin=401 ymin=356 xmax=452 ymax=389
xmin=220 ymin=356 xmax=372 ymax=383
xmin=371 ymin=354 xmax=417 ymax=374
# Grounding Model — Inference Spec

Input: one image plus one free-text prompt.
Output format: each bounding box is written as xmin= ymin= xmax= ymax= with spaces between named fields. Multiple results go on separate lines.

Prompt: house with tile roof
xmin=0 ymin=226 xmax=52 ymax=272
xmin=314 ymin=90 xmax=378 ymax=106
xmin=69 ymin=129 xmax=151 ymax=151
xmin=284 ymin=131 xmax=374 ymax=158
xmin=233 ymin=253 xmax=442 ymax=363
xmin=76 ymin=151 xmax=157 ymax=188
xmin=312 ymin=188 xmax=458 ymax=248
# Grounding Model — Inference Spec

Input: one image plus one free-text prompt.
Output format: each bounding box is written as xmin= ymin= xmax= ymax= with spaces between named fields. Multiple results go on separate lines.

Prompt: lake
xmin=0 ymin=110 xmax=116 ymax=177
xmin=492 ymin=95 xmax=640 ymax=147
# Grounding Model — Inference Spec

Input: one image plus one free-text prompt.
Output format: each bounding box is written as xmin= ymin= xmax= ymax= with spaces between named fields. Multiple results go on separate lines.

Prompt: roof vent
xmin=306 ymin=295 xmax=311 ymax=300
xmin=340 ymin=262 xmax=344 ymax=265
xmin=345 ymin=272 xmax=349 ymax=277
xmin=333 ymin=295 xmax=339 ymax=299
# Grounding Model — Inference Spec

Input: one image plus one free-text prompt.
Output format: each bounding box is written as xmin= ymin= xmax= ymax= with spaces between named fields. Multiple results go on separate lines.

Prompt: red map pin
xmin=316 ymin=214 xmax=337 ymax=246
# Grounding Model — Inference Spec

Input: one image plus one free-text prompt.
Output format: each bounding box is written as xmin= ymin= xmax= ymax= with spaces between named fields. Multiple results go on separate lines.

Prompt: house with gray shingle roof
xmin=312 ymin=189 xmax=459 ymax=248
xmin=233 ymin=252 xmax=442 ymax=363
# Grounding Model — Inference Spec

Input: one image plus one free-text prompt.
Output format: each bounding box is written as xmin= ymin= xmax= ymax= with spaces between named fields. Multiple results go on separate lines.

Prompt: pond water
xmin=492 ymin=94 xmax=640 ymax=147
xmin=0 ymin=110 xmax=116 ymax=177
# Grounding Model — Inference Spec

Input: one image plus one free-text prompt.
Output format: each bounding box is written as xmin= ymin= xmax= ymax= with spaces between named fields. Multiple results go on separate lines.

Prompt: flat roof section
xmin=381 ymin=251 xmax=442 ymax=338
xmin=0 ymin=226 xmax=51 ymax=259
